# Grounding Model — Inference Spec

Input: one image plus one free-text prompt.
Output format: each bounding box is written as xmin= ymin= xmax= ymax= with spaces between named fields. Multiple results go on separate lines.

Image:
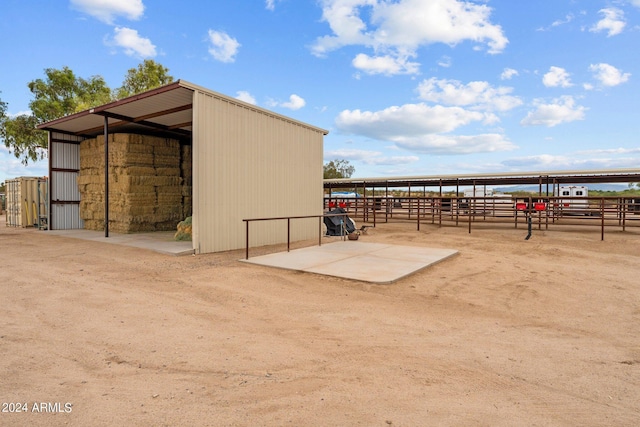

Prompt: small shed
xmin=38 ymin=80 xmax=328 ymax=254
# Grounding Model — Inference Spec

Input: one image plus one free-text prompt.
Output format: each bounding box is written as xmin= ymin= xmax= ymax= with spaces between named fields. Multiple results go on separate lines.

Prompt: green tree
xmin=1 ymin=61 xmax=174 ymax=165
xmin=1 ymin=113 xmax=43 ymax=163
xmin=323 ymin=159 xmax=355 ymax=179
xmin=0 ymin=94 xmax=6 ymax=140
xmin=1 ymin=67 xmax=112 ymax=164
xmin=28 ymin=67 xmax=111 ymax=122
xmin=115 ymin=59 xmax=174 ymax=99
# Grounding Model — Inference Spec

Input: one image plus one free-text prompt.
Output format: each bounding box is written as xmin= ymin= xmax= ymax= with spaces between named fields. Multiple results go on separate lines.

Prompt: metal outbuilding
xmin=4 ymin=177 xmax=48 ymax=228
xmin=38 ymin=80 xmax=328 ymax=254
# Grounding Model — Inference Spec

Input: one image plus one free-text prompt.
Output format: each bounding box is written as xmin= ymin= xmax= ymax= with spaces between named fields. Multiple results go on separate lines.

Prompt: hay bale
xmin=153 ymin=145 xmax=180 ymax=156
xmin=154 ymin=156 xmax=180 ymax=168
xmin=78 ymin=133 xmax=188 ymax=233
xmin=174 ymin=216 xmax=192 ymax=241
xmin=155 ymin=167 xmax=180 ymax=176
xmin=183 ymin=196 xmax=192 ymax=218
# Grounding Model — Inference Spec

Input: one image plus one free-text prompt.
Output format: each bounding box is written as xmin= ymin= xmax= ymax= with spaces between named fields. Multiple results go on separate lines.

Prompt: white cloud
xmin=336 ymin=103 xmax=485 ymax=139
xmin=536 ymin=13 xmax=574 ymax=32
xmin=70 ymin=0 xmax=144 ymax=24
xmin=630 ymin=0 xmax=640 ymax=8
xmin=334 ymin=102 xmax=515 ymax=154
xmin=0 ymin=146 xmax=48 ymax=183
xmin=576 ymin=147 xmax=640 ymax=155
xmin=281 ymin=94 xmax=306 ymax=110
xmin=352 ymin=53 xmax=420 ymax=75
xmin=265 ymin=0 xmax=279 ymax=11
xmin=589 ymin=63 xmax=631 ymax=87
xmin=312 ymin=0 xmax=508 ymax=76
xmin=207 ymin=30 xmax=240 ymax=63
xmin=416 ymin=78 xmax=522 ymax=112
xmin=325 ymin=149 xmax=382 ymax=160
xmin=520 ymin=96 xmax=586 ymax=127
xmin=437 ymin=56 xmax=452 ymax=68
xmin=542 ymin=66 xmax=572 ymax=88
xmin=363 ymin=155 xmax=420 ymax=165
xmin=500 ymin=68 xmax=518 ymax=80
xmin=7 ymin=110 xmax=32 ymax=118
xmin=394 ymin=134 xmax=516 ymax=155
xmin=590 ymin=8 xmax=626 ymax=37
xmin=552 ymin=14 xmax=574 ymax=27
xmin=502 ymin=154 xmax=640 ymax=170
xmin=111 ymin=27 xmax=156 ymax=58
xmin=267 ymin=94 xmax=306 ymax=110
xmin=324 ymin=148 xmax=419 ymax=165
xmin=502 ymin=154 xmax=571 ymax=168
xmin=235 ymin=91 xmax=257 ymax=105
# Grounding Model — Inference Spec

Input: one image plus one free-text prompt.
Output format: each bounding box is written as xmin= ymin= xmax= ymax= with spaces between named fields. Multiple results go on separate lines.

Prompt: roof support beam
xmin=134 ymin=104 xmax=192 ymax=121
xmin=104 ymin=116 xmax=109 ymax=238
xmin=91 ymin=110 xmax=191 ymax=137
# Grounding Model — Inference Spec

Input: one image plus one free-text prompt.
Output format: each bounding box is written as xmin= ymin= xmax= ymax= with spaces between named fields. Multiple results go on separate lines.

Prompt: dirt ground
xmin=1 ymin=216 xmax=639 ymax=427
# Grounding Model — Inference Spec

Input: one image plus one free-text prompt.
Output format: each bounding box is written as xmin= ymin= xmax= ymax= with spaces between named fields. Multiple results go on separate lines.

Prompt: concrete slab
xmin=44 ymin=229 xmax=194 ymax=256
xmin=240 ymin=241 xmax=458 ymax=284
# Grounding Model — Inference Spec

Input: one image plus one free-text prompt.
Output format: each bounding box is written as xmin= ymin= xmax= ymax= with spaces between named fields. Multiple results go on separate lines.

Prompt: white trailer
xmin=462 ymin=188 xmax=513 ymax=216
xmin=554 ymin=185 xmax=589 ymax=213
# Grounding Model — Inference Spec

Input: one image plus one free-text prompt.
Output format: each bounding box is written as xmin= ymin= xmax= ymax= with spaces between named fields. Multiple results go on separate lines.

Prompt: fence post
xmin=373 ymin=199 xmax=376 ymax=228
xmin=601 ymin=198 xmax=605 ymax=241
xmin=245 ymin=220 xmax=249 ymax=260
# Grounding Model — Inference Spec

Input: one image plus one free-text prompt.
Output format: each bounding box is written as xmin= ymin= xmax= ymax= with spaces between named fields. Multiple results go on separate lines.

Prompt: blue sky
xmin=1 ymin=0 xmax=639 ymax=184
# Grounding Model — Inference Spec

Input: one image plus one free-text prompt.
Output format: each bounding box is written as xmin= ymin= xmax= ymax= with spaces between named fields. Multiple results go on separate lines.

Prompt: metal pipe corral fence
xmin=324 ymin=195 xmax=640 ymax=240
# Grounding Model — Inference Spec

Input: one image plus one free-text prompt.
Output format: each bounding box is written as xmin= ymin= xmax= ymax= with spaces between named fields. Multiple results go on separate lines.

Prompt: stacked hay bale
xmin=181 ymin=144 xmax=192 ymax=218
xmin=77 ymin=133 xmax=191 ymax=233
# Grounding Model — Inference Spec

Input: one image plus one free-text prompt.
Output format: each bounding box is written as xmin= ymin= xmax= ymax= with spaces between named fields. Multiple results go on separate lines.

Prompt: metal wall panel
xmin=51 ymin=171 xmax=81 ymax=202
xmin=51 ymin=139 xmax=80 ymax=169
xmin=193 ymin=90 xmax=325 ymax=254
xmin=49 ymin=132 xmax=84 ymax=229
xmin=51 ymin=204 xmax=83 ymax=230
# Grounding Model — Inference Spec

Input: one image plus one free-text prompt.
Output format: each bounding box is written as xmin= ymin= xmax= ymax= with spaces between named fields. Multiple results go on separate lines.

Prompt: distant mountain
xmin=495 ymin=183 xmax=630 ymax=193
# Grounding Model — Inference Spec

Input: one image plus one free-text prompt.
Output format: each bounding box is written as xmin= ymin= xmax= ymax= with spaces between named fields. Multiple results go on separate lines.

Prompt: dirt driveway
xmin=1 ymin=218 xmax=639 ymax=426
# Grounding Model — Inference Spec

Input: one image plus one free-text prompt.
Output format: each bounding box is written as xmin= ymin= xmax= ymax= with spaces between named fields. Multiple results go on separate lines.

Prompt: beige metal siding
xmin=5 ymin=177 xmax=47 ymax=228
xmin=192 ymin=90 xmax=325 ymax=254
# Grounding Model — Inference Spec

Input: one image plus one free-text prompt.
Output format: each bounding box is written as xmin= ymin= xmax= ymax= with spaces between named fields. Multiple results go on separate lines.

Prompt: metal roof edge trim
xmin=37 ymin=79 xmax=329 ymax=136
xmin=37 ymin=81 xmax=184 ymax=130
xmin=178 ymin=80 xmax=329 ymax=136
xmin=323 ymin=168 xmax=640 ymax=184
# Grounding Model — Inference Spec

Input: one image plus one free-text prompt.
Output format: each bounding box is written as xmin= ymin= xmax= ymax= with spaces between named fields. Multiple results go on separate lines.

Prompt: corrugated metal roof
xmin=324 ymin=168 xmax=640 ymax=188
xmin=37 ymin=80 xmax=328 ymax=139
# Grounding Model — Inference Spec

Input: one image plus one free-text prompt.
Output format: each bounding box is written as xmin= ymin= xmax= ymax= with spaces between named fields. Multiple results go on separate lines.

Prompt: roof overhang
xmin=324 ymin=168 xmax=640 ymax=188
xmin=38 ymin=81 xmax=194 ymax=140
xmin=38 ymin=79 xmax=328 ymax=141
